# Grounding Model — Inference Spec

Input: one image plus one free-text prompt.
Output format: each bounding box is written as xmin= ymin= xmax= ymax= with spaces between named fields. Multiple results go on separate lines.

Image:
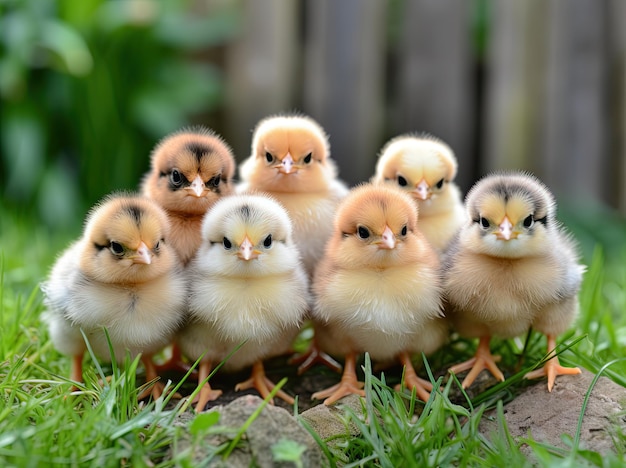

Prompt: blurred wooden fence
xmin=217 ymin=0 xmax=626 ymax=214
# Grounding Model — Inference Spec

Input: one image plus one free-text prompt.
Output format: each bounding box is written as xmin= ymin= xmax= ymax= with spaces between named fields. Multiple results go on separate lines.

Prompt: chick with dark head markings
xmin=141 ymin=127 xmax=236 ymax=373
xmin=178 ymin=194 xmax=309 ymax=412
xmin=311 ymin=184 xmax=445 ymax=405
xmin=42 ymin=194 xmax=186 ymax=399
xmin=372 ymin=134 xmax=466 ymax=252
xmin=142 ymin=127 xmax=236 ymax=266
xmin=444 ymin=172 xmax=584 ymax=391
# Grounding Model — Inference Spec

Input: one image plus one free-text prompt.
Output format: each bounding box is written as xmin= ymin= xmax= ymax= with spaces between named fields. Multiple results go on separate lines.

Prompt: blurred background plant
xmin=0 ymin=0 xmax=238 ymax=229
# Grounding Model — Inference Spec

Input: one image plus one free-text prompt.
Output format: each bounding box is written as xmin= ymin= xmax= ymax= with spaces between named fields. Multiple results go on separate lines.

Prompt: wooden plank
xmin=302 ymin=0 xmax=387 ymax=186
xmin=609 ymin=0 xmax=626 ymax=215
xmin=391 ymin=0 xmax=475 ymax=193
xmin=482 ymin=0 xmax=547 ymax=177
xmin=222 ymin=0 xmax=299 ymax=161
xmin=541 ymin=0 xmax=610 ymax=203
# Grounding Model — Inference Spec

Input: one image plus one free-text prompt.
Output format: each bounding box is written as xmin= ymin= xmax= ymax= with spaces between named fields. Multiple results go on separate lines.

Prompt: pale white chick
xmin=372 ymin=134 xmax=466 ymax=251
xmin=311 ymin=184 xmax=445 ymax=405
xmin=444 ymin=172 xmax=584 ymax=391
xmin=42 ymin=194 xmax=186 ymax=399
xmin=238 ymin=113 xmax=349 ymax=374
xmin=178 ymin=194 xmax=309 ymax=412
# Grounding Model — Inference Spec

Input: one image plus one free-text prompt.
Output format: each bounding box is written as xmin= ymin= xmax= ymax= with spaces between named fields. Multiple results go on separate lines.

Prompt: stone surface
xmin=170 ymin=395 xmax=323 ymax=467
xmin=479 ymin=370 xmax=626 ymax=455
xmin=163 ymin=356 xmax=626 ymax=464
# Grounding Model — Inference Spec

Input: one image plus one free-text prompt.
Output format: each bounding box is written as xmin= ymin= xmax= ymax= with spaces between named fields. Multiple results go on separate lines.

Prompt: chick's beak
xmin=378 ymin=225 xmax=396 ymax=250
xmin=132 ymin=241 xmax=152 ymax=265
xmin=496 ymin=216 xmax=515 ymax=241
xmin=238 ymin=236 xmax=260 ymax=261
xmin=278 ymin=153 xmax=295 ymax=174
xmin=414 ymin=179 xmax=431 ymax=200
xmin=187 ymin=175 xmax=206 ymax=197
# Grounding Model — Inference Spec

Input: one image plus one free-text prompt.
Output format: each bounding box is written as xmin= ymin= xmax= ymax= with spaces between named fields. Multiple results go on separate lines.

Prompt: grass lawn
xmin=1 ymin=200 xmax=625 ymax=466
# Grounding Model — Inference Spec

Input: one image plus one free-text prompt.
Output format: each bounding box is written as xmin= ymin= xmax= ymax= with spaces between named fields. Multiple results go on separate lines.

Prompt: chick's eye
xmin=397 ymin=175 xmax=408 ymax=187
xmin=401 ymin=225 xmax=408 ymax=236
xmin=435 ymin=178 xmax=445 ymax=189
xmin=523 ymin=215 xmax=534 ymax=228
xmin=223 ymin=237 xmax=232 ymax=249
xmin=171 ymin=169 xmax=183 ymax=187
xmin=357 ymin=226 xmax=370 ymax=239
xmin=263 ymin=234 xmax=272 ymax=248
xmin=208 ymin=176 xmax=220 ymax=187
xmin=110 ymin=241 xmax=124 ymax=255
xmin=480 ymin=217 xmax=490 ymax=229
xmin=265 ymin=152 xmax=273 ymax=163
xmin=154 ymin=241 xmax=160 ymax=251
xmin=303 ymin=153 xmax=312 ymax=164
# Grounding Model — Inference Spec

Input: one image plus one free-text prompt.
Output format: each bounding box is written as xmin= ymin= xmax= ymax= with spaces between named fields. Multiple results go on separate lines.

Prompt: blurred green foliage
xmin=0 ymin=0 xmax=239 ymax=228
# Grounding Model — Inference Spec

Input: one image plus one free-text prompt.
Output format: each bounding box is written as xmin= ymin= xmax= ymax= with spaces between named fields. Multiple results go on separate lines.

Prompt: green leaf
xmin=271 ymin=439 xmax=306 ymax=466
xmin=189 ymin=411 xmax=220 ymax=436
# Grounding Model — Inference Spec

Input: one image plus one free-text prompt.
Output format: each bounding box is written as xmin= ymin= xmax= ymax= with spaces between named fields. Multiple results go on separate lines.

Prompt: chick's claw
xmin=235 ymin=361 xmax=295 ymax=405
xmin=289 ymin=341 xmax=343 ymax=375
xmin=524 ymin=335 xmax=581 ymax=391
xmin=193 ymin=384 xmax=223 ymax=413
xmin=395 ymin=352 xmax=434 ymax=402
xmin=312 ymin=379 xmax=365 ymax=406
xmin=449 ymin=336 xmax=504 ymax=388
xmin=312 ymin=352 xmax=365 ymax=405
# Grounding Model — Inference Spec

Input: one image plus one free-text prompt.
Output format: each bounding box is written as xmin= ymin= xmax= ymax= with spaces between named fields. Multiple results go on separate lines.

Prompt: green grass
xmin=1 ymin=203 xmax=625 ymax=466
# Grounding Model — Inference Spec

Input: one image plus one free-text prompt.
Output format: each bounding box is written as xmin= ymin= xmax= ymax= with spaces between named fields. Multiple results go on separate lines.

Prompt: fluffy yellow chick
xmin=444 ymin=172 xmax=584 ymax=391
xmin=372 ymin=134 xmax=466 ymax=251
xmin=238 ymin=113 xmax=348 ymax=276
xmin=142 ymin=127 xmax=236 ymax=266
xmin=311 ymin=184 xmax=445 ymax=405
xmin=178 ymin=194 xmax=309 ymax=412
xmin=238 ymin=113 xmax=349 ymax=374
xmin=42 ymin=195 xmax=186 ymax=399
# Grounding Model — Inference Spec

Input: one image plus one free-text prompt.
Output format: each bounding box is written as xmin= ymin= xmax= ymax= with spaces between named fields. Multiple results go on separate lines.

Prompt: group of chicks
xmin=42 ymin=113 xmax=585 ymax=412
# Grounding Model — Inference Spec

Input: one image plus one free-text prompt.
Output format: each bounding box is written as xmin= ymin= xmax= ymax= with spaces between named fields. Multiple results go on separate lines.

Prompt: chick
xmin=42 ymin=195 xmax=186 ymax=399
xmin=311 ymin=184 xmax=444 ymax=405
xmin=142 ymin=127 xmax=236 ymax=372
xmin=444 ymin=172 xmax=584 ymax=391
xmin=238 ymin=113 xmax=349 ymax=374
xmin=372 ymin=134 xmax=466 ymax=251
xmin=238 ymin=113 xmax=348 ymax=276
xmin=178 ymin=194 xmax=309 ymax=412
xmin=142 ymin=127 xmax=236 ymax=266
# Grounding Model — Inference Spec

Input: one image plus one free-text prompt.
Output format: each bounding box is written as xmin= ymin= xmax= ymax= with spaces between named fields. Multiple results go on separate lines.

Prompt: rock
xmin=479 ymin=370 xmax=626 ymax=456
xmin=299 ymin=394 xmax=366 ymax=461
xmin=169 ymin=395 xmax=324 ymax=467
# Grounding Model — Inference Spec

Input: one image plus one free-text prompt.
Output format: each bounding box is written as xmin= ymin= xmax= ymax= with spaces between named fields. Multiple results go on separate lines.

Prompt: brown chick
xmin=238 ymin=113 xmax=349 ymax=374
xmin=311 ymin=184 xmax=445 ymax=405
xmin=42 ymin=194 xmax=186 ymax=399
xmin=142 ymin=127 xmax=236 ymax=266
xmin=372 ymin=134 xmax=466 ymax=252
xmin=444 ymin=172 xmax=584 ymax=391
xmin=178 ymin=194 xmax=309 ymax=412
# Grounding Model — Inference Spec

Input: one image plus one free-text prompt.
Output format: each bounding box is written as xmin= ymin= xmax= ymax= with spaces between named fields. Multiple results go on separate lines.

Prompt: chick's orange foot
xmin=312 ymin=378 xmax=365 ymax=406
xmin=524 ymin=335 xmax=581 ymax=391
xmin=448 ymin=336 xmax=505 ymax=388
xmin=311 ymin=352 xmax=365 ymax=405
xmin=193 ymin=384 xmax=224 ymax=413
xmin=235 ymin=361 xmax=295 ymax=405
xmin=395 ymin=352 xmax=434 ymax=402
xmin=289 ymin=341 xmax=343 ymax=375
